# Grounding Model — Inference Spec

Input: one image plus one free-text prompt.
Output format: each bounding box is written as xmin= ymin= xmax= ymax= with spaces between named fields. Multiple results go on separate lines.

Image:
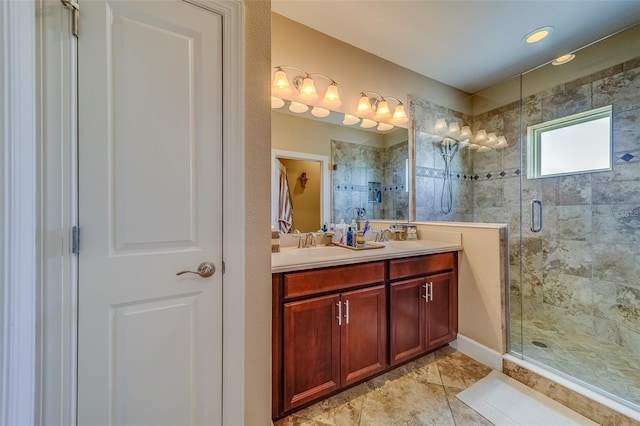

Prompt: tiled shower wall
xmin=331 ymin=139 xmax=408 ymax=223
xmin=412 ymin=97 xmax=474 ymax=222
xmin=473 ymin=57 xmax=640 ymax=357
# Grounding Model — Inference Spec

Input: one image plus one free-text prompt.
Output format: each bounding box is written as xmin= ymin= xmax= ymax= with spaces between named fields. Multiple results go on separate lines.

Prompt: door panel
xmin=426 ymin=272 xmax=457 ymax=349
xmin=77 ymin=1 xmax=223 ymax=424
xmin=390 ymin=278 xmax=426 ymax=365
xmin=341 ymin=285 xmax=386 ymax=386
xmin=283 ymin=294 xmax=341 ymax=411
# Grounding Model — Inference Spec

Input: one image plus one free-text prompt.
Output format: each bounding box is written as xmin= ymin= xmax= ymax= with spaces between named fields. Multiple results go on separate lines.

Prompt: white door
xmin=77 ymin=1 xmax=223 ymax=424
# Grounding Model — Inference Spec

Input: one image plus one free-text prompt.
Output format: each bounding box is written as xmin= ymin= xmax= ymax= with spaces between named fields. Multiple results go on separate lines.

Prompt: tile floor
xmin=274 ymin=346 xmax=494 ymax=426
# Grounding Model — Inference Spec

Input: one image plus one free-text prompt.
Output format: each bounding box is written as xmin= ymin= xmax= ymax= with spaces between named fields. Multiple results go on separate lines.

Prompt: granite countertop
xmin=272 ymin=239 xmax=463 ymax=273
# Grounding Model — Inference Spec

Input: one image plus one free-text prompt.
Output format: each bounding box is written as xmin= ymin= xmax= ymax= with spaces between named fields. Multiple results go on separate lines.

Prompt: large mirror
xmin=271 ymin=110 xmax=408 ymax=233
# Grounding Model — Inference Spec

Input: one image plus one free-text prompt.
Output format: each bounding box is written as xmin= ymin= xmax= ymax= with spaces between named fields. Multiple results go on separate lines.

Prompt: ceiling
xmin=271 ymin=1 xmax=640 ymax=94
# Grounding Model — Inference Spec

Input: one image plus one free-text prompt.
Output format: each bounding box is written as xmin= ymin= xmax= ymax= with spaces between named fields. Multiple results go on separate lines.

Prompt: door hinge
xmin=60 ymin=0 xmax=79 ymax=37
xmin=222 ymin=261 xmax=225 ymax=274
xmin=72 ymin=226 xmax=80 ymax=255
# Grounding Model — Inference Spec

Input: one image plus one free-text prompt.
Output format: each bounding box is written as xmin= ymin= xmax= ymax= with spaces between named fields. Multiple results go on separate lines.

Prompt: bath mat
xmin=457 ymin=370 xmax=598 ymax=425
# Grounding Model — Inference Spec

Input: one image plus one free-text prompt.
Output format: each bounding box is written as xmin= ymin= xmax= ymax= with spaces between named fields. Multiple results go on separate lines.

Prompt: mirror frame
xmin=271 ymin=149 xmax=331 ymax=231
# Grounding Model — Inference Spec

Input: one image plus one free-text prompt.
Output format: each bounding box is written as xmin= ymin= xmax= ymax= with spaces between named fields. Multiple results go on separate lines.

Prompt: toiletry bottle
xmin=338 ymin=219 xmax=346 ymax=244
xmin=346 ymin=226 xmax=354 ymax=247
xmin=350 ymin=219 xmax=358 ymax=231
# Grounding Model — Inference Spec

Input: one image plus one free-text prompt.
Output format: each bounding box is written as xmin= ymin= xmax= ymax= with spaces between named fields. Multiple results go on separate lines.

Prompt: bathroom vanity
xmin=272 ymin=240 xmax=460 ymax=419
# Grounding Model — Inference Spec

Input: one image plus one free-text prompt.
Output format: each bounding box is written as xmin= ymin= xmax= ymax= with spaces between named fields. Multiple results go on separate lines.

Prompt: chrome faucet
xmin=298 ymin=232 xmax=317 ymax=248
xmin=376 ymin=229 xmax=393 ymax=242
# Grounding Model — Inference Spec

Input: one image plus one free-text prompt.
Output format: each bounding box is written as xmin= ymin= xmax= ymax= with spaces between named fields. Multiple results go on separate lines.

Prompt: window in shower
xmin=527 ymin=105 xmax=612 ymax=178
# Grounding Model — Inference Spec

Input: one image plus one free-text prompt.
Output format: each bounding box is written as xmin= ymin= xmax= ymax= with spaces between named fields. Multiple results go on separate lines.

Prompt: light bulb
xmin=343 ymin=114 xmax=360 ymax=125
xmin=298 ymin=77 xmax=318 ymax=102
xmin=391 ymin=104 xmax=409 ymax=125
xmin=288 ymin=102 xmax=309 ymax=113
xmin=321 ymin=83 xmax=341 ymax=108
xmin=272 ymin=68 xmax=292 ymax=97
xmin=271 ymin=96 xmax=284 ymax=109
xmin=357 ymin=94 xmax=374 ymax=117
xmin=434 ymin=118 xmax=448 ymax=135
xmin=360 ymin=119 xmax=377 ymax=129
xmin=375 ymin=100 xmax=391 ymax=120
xmin=377 ymin=122 xmax=394 ymax=131
xmin=311 ymin=106 xmax=330 ymax=118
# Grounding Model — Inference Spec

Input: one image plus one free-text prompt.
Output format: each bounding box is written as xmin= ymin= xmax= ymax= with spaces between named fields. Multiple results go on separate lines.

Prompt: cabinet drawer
xmin=284 ymin=262 xmax=385 ymax=300
xmin=389 ymin=253 xmax=454 ymax=280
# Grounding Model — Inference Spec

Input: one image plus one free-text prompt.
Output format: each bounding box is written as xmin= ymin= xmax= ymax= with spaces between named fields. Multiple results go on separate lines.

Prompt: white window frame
xmin=527 ymin=105 xmax=613 ymax=179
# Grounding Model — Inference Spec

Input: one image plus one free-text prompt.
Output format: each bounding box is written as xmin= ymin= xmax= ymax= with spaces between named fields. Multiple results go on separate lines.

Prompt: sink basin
xmin=290 ymin=246 xmax=350 ymax=258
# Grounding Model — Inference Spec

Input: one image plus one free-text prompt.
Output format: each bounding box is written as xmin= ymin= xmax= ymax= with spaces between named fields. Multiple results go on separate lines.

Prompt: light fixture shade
xmin=434 ymin=118 xmax=448 ymax=135
xmin=298 ymin=77 xmax=318 ymax=102
xmin=357 ymin=94 xmax=374 ymax=117
xmin=321 ymin=83 xmax=342 ymax=108
xmin=391 ymin=104 xmax=409 ymax=124
xmin=475 ymin=129 xmax=488 ymax=144
xmin=460 ymin=126 xmax=472 ymax=140
xmin=311 ymin=106 xmax=330 ymax=118
xmin=478 ymin=146 xmax=492 ymax=152
xmin=467 ymin=143 xmax=480 ymax=151
xmin=288 ymin=101 xmax=309 ymax=113
xmin=272 ymin=69 xmax=292 ymax=97
xmin=360 ymin=119 xmax=377 ymax=129
xmin=343 ymin=114 xmax=360 ymax=125
xmin=377 ymin=122 xmax=394 ymax=131
xmin=271 ymin=96 xmax=285 ymax=109
xmin=486 ymin=133 xmax=498 ymax=146
xmin=375 ymin=100 xmax=391 ymax=120
xmin=431 ymin=135 xmax=444 ymax=144
xmin=447 ymin=121 xmax=461 ymax=138
xmin=495 ymin=136 xmax=508 ymax=149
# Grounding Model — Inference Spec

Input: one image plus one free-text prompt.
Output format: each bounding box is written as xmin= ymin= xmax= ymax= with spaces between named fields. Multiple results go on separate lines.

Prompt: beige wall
xmin=417 ymin=223 xmax=507 ymax=353
xmin=280 ymin=158 xmax=321 ymax=232
xmin=272 ymin=111 xmax=387 ymax=158
xmin=272 ymin=13 xmax=472 ymax=116
xmin=244 ymin=1 xmax=272 ymax=424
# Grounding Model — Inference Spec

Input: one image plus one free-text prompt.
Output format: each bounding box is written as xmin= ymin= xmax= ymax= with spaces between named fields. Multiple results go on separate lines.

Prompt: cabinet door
xmin=389 ymin=278 xmax=426 ymax=366
xmin=283 ymin=294 xmax=341 ymax=411
xmin=426 ymin=272 xmax=458 ymax=349
xmin=340 ymin=285 xmax=386 ymax=386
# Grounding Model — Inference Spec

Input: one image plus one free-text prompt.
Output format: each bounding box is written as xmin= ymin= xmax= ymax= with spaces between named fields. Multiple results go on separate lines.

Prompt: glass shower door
xmin=517 ymin=23 xmax=640 ymax=408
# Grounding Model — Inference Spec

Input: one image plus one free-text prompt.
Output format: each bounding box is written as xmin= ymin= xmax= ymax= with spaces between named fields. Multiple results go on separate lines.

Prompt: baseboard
xmin=449 ymin=334 xmax=503 ymax=371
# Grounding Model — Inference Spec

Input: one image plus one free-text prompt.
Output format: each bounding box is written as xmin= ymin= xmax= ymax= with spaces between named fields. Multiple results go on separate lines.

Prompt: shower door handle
xmin=530 ymin=199 xmax=542 ymax=233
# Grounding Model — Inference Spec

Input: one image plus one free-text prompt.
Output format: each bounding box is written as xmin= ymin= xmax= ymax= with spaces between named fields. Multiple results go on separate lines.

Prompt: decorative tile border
xmin=416 ymin=166 xmax=522 ymax=181
xmin=616 ymin=151 xmax=640 ymax=164
xmin=334 ymin=184 xmax=407 ymax=193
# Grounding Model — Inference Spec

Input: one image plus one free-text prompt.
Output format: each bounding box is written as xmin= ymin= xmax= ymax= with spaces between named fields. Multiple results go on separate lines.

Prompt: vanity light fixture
xmin=271 ymin=65 xmax=342 ymax=110
xmin=342 ymin=114 xmax=360 ymax=125
xmin=523 ymin=26 xmax=554 ymax=44
xmin=311 ymin=106 xmax=330 ymax=118
xmin=345 ymin=91 xmax=409 ymax=130
xmin=552 ymin=53 xmax=576 ymax=65
xmin=288 ymin=101 xmax=309 ymax=114
xmin=360 ymin=118 xmax=377 ymax=129
xmin=377 ymin=122 xmax=394 ymax=132
xmin=271 ymin=96 xmax=285 ymax=109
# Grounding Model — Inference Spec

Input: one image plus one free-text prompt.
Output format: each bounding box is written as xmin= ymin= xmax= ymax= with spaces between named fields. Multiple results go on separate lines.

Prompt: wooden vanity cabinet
xmin=273 ymin=251 xmax=458 ymax=419
xmin=389 ymin=253 xmax=458 ymax=366
xmin=275 ymin=262 xmax=386 ymax=414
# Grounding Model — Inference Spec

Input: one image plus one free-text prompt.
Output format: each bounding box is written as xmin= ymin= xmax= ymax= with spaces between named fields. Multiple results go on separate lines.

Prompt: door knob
xmin=176 ymin=261 xmax=216 ymax=278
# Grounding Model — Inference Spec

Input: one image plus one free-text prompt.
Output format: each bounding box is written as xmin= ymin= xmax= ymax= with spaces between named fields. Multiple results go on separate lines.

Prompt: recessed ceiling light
xmin=523 ymin=26 xmax=554 ymax=44
xmin=552 ymin=53 xmax=576 ymax=65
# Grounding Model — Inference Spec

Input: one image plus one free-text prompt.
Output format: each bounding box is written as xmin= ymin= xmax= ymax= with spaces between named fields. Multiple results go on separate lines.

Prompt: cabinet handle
xmin=429 ymin=282 xmax=433 ymax=301
xmin=422 ymin=284 xmax=428 ymax=302
xmin=336 ymin=301 xmax=342 ymax=326
xmin=344 ymin=299 xmax=350 ymax=324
